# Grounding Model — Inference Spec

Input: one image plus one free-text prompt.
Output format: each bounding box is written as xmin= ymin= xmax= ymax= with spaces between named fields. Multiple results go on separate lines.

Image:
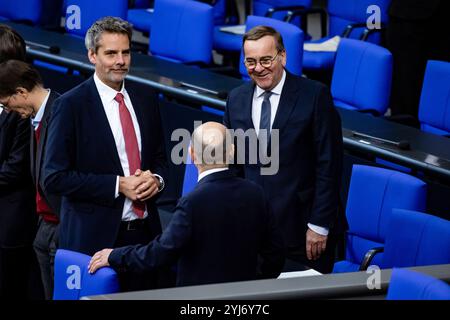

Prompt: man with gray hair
xmin=43 ymin=16 xmax=169 ymax=292
xmin=88 ymin=122 xmax=285 ymax=287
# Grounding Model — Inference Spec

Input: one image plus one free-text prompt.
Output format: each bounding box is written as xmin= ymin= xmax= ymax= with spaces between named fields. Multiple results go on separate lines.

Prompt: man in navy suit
xmin=42 ymin=17 xmax=168 ymax=291
xmin=224 ymin=26 xmax=346 ymax=274
xmin=0 ymin=60 xmax=60 ymax=299
xmin=88 ymin=122 xmax=285 ymax=287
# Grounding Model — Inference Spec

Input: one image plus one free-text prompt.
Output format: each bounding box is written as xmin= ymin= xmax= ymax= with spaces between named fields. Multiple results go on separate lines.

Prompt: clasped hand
xmin=119 ymin=169 xmax=160 ymax=201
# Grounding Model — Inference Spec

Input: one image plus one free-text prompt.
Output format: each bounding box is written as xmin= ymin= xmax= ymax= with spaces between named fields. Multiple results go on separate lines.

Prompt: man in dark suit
xmin=88 ymin=122 xmax=285 ymax=287
xmin=0 ymin=59 xmax=60 ymax=299
xmin=42 ymin=17 xmax=168 ymax=291
xmin=223 ymin=26 xmax=346 ymax=274
xmin=0 ymin=24 xmax=38 ymax=299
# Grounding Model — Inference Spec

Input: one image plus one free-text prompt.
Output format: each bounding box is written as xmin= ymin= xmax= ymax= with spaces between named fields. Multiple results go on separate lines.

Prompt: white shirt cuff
xmin=115 ymin=176 xmax=120 ymax=198
xmin=307 ymin=223 xmax=329 ymax=236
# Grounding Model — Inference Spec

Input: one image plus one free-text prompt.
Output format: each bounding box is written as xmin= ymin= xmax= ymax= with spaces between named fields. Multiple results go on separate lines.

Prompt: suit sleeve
xmin=0 ymin=114 xmax=31 ymax=188
xmin=108 ymin=197 xmax=192 ymax=272
xmin=42 ymin=97 xmax=116 ymax=206
xmin=148 ymin=93 xmax=168 ymax=183
xmin=258 ymin=199 xmax=286 ymax=279
xmin=309 ymin=85 xmax=343 ymax=229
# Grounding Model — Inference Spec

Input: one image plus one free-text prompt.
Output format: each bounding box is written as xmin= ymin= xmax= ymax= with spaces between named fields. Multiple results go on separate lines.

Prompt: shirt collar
xmin=93 ymin=73 xmax=127 ymax=102
xmin=197 ymin=167 xmax=229 ymax=182
xmin=31 ymin=89 xmax=51 ymax=128
xmin=255 ymin=69 xmax=286 ymax=98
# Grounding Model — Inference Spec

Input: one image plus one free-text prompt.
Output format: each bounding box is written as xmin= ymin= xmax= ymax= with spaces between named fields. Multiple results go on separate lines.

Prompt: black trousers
xmin=114 ymin=218 xmax=176 ymax=292
xmin=33 ymin=217 xmax=58 ymax=300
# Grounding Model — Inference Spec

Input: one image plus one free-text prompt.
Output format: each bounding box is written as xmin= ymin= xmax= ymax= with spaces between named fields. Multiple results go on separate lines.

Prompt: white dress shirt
xmin=31 ymin=89 xmax=50 ymax=129
xmin=251 ymin=70 xmax=329 ymax=236
xmin=197 ymin=167 xmax=228 ymax=182
xmin=93 ymin=73 xmax=146 ymax=221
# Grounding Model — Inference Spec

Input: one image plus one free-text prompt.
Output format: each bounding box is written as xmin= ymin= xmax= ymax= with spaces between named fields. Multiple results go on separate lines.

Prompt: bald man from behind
xmin=89 ymin=122 xmax=285 ymax=287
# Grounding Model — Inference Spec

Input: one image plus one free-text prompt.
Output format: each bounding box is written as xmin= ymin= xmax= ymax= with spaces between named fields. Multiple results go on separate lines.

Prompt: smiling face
xmin=88 ymin=32 xmax=130 ymax=91
xmin=243 ymin=35 xmax=286 ymax=91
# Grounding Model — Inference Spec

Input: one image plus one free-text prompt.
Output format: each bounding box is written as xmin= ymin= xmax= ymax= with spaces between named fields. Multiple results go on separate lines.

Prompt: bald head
xmin=190 ymin=122 xmax=233 ymax=170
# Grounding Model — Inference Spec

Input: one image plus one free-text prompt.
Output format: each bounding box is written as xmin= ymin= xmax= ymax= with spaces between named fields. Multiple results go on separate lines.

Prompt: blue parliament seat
xmin=418 ymin=60 xmax=450 ymax=136
xmin=150 ymin=0 xmax=213 ymax=65
xmin=333 ymin=165 xmax=427 ymax=273
xmin=387 ymin=268 xmax=450 ymax=300
xmin=331 ymin=38 xmax=392 ymax=116
xmin=53 ymin=249 xmax=119 ymax=300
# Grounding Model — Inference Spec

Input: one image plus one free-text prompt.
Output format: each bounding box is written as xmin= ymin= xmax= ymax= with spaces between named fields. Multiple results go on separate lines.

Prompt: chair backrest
xmin=254 ymin=0 xmax=312 ymax=22
xmin=328 ymin=0 xmax=391 ymax=43
xmin=181 ymin=150 xmax=198 ymax=196
xmin=387 ymin=268 xmax=450 ymax=300
xmin=150 ymin=0 xmax=213 ymax=64
xmin=331 ymin=38 xmax=392 ymax=115
xmin=64 ymin=0 xmax=128 ymax=38
xmin=382 ymin=209 xmax=450 ymax=269
xmin=386 ymin=268 xmax=450 ymax=300
xmin=418 ymin=60 xmax=450 ymax=136
xmin=344 ymin=165 xmax=426 ymax=266
xmin=53 ymin=249 xmax=119 ymax=300
xmin=239 ymin=15 xmax=304 ymax=78
xmin=0 ymin=0 xmax=43 ymax=24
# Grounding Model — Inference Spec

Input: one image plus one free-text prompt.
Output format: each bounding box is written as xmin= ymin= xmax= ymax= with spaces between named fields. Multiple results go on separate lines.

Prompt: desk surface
xmin=6 ymin=21 xmax=450 ymax=183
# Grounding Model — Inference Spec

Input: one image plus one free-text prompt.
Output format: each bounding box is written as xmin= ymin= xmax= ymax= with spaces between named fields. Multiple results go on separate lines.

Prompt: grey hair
xmin=85 ymin=16 xmax=133 ymax=52
xmin=192 ymin=125 xmax=233 ymax=166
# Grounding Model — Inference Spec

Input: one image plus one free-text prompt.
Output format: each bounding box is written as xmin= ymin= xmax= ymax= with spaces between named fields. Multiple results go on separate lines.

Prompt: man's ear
xmin=15 ymin=87 xmax=29 ymax=99
xmin=189 ymin=145 xmax=196 ymax=164
xmin=88 ymin=49 xmax=96 ymax=64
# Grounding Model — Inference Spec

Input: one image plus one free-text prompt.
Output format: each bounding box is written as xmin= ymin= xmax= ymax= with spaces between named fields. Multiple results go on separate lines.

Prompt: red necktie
xmin=115 ymin=93 xmax=145 ymax=218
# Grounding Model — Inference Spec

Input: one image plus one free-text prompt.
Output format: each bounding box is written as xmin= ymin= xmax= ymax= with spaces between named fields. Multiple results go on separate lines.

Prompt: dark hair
xmin=85 ymin=16 xmax=133 ymax=53
xmin=243 ymin=25 xmax=285 ymax=52
xmin=0 ymin=60 xmax=42 ymax=97
xmin=0 ymin=24 xmax=26 ymax=63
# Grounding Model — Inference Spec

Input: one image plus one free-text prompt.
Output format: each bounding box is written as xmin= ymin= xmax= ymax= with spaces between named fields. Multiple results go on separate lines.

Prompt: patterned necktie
xmin=115 ymin=93 xmax=145 ymax=218
xmin=259 ymin=91 xmax=272 ymax=154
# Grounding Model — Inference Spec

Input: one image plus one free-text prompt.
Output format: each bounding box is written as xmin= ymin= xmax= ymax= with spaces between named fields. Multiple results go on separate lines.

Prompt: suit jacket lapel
xmin=240 ymin=82 xmax=255 ymax=131
xmin=272 ymin=71 xmax=299 ymax=132
xmin=86 ymin=78 xmax=124 ymax=175
xmin=35 ymin=91 xmax=60 ymax=186
xmin=0 ymin=110 xmax=8 ymax=128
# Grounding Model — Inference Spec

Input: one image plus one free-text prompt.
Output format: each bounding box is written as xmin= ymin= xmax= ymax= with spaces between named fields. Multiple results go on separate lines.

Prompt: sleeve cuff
xmin=307 ymin=223 xmax=329 ymax=236
xmin=115 ymin=176 xmax=120 ymax=198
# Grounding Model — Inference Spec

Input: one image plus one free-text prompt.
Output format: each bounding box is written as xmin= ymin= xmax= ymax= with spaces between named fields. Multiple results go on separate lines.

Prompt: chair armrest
xmin=342 ymin=22 xmax=386 ymax=41
xmin=285 ymin=8 xmax=328 ymax=38
xmin=359 ymin=247 xmax=384 ymax=271
xmin=265 ymin=5 xmax=306 ymax=18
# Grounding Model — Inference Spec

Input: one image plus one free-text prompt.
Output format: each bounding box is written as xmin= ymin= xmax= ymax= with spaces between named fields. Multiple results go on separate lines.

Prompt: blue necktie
xmin=259 ymin=91 xmax=272 ymax=153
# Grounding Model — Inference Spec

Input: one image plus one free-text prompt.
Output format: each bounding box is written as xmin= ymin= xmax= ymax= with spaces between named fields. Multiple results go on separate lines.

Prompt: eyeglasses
xmin=244 ymin=51 xmax=280 ymax=70
xmin=0 ymin=94 xmax=14 ymax=112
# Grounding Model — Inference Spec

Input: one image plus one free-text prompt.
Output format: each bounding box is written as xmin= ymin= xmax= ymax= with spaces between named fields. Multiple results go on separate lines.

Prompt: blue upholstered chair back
xmin=64 ymin=0 xmax=128 ymax=38
xmin=381 ymin=209 xmax=450 ymax=269
xmin=0 ymin=0 xmax=43 ymax=24
xmin=53 ymin=249 xmax=119 ymax=300
xmin=181 ymin=150 xmax=198 ymax=196
xmin=387 ymin=268 xmax=450 ymax=300
xmin=239 ymin=15 xmax=304 ymax=79
xmin=303 ymin=0 xmax=390 ymax=71
xmin=333 ymin=165 xmax=427 ymax=273
xmin=327 ymin=0 xmax=390 ymax=42
xmin=331 ymin=39 xmax=392 ymax=115
xmin=418 ymin=60 xmax=450 ymax=136
xmin=150 ymin=0 xmax=213 ymax=64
